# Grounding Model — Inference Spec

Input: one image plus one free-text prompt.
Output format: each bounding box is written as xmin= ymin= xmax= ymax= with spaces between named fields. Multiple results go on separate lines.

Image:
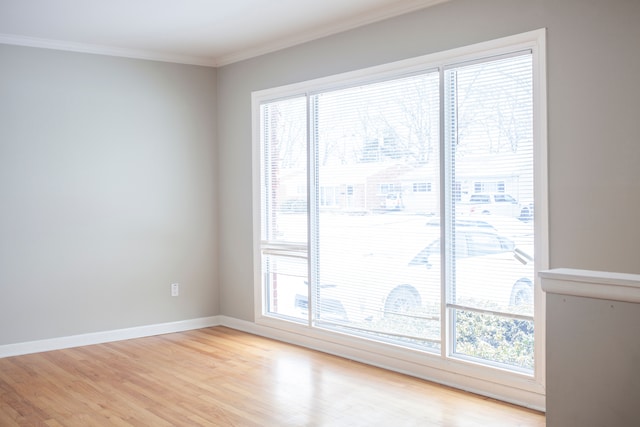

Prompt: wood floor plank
xmin=0 ymin=326 xmax=545 ymax=426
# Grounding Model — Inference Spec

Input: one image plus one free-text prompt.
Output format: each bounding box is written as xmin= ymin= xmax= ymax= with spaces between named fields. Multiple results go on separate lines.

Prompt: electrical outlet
xmin=171 ymin=283 xmax=180 ymax=297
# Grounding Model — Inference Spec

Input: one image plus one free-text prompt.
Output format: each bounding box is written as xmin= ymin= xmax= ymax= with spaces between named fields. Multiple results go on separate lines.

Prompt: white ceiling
xmin=0 ymin=0 xmax=446 ymax=67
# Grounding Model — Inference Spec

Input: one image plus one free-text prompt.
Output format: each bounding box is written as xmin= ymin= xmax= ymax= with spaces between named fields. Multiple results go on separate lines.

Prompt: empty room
xmin=1 ymin=0 xmax=639 ymax=425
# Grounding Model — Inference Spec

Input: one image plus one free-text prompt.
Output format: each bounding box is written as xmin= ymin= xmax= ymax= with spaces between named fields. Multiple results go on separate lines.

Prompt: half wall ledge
xmin=541 ymin=267 xmax=640 ymax=427
xmin=539 ymin=267 xmax=640 ymax=304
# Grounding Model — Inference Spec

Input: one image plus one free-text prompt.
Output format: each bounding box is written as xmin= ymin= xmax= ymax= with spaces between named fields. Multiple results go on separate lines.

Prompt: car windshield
xmin=409 ymin=229 xmax=515 ymax=266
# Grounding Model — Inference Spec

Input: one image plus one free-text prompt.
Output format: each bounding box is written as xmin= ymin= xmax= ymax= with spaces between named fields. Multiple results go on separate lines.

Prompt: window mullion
xmin=443 ymin=66 xmax=459 ymax=361
xmin=438 ymin=66 xmax=447 ymax=360
xmin=307 ymin=94 xmax=319 ymax=328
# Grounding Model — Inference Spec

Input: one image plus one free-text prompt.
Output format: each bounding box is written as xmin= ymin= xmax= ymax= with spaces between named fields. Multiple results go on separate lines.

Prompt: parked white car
xmin=295 ymin=226 xmax=534 ymax=324
xmin=457 ymin=193 xmax=533 ymax=221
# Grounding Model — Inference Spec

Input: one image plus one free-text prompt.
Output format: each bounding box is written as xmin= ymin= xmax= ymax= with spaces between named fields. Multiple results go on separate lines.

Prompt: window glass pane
xmin=263 ymin=253 xmax=308 ymax=321
xmin=453 ymin=309 xmax=534 ymax=371
xmin=261 ymin=97 xmax=308 ymax=317
xmin=446 ymin=53 xmax=534 ymax=369
xmin=311 ymin=71 xmax=441 ymax=351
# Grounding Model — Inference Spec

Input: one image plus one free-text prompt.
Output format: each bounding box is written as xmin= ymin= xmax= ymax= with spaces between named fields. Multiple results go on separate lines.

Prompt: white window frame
xmin=252 ymin=29 xmax=547 ymax=410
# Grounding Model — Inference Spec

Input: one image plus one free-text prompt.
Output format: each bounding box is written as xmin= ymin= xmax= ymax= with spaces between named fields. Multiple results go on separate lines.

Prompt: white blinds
xmin=260 ymin=96 xmax=308 ymax=320
xmin=312 ymin=72 xmax=441 ymax=350
xmin=445 ymin=52 xmax=535 ymax=371
xmin=259 ymin=50 xmax=536 ymax=371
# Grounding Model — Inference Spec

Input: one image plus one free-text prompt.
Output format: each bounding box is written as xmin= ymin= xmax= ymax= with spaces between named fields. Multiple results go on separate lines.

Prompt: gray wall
xmin=0 ymin=45 xmax=218 ymax=344
xmin=216 ymin=0 xmax=640 ymax=320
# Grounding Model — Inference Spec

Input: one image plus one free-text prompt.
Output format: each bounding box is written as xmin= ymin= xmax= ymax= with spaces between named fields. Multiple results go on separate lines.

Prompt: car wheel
xmin=384 ymin=286 xmax=421 ymax=316
xmin=510 ymin=280 xmax=533 ymax=306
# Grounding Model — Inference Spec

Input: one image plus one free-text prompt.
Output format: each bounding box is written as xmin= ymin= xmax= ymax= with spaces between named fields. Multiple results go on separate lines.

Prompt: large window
xmin=253 ymin=30 xmax=547 ymax=406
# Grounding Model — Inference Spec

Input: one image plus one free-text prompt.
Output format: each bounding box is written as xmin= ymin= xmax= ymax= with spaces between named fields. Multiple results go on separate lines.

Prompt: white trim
xmin=540 ymin=268 xmax=640 ymax=303
xmin=532 ymin=27 xmax=549 ymax=392
xmin=252 ymin=29 xmax=546 ymax=104
xmin=0 ymin=33 xmax=217 ymax=67
xmin=252 ymin=95 xmax=265 ymax=322
xmin=0 ymin=316 xmax=221 ymax=358
xmin=219 ymin=315 xmax=545 ymax=411
xmin=252 ymin=28 xmax=547 ymax=409
xmin=0 ymin=0 xmax=449 ymax=67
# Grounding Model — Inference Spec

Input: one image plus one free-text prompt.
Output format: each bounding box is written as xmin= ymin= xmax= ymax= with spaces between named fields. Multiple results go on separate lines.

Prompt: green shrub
xmin=455 ymin=310 xmax=534 ymax=370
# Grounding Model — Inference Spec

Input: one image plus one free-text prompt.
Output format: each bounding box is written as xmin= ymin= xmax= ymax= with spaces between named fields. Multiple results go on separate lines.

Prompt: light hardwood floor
xmin=0 ymin=326 xmax=545 ymax=426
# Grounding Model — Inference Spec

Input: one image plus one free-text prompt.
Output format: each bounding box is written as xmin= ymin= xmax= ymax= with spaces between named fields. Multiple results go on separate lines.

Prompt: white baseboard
xmin=0 ymin=316 xmax=222 ymax=358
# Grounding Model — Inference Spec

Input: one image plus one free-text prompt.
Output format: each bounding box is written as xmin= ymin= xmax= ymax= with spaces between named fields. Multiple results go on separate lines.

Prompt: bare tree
xmin=451 ymin=56 xmax=533 ymax=157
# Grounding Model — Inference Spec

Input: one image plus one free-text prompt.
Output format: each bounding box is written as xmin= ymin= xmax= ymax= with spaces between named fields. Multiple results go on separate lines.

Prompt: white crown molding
xmin=0 ymin=316 xmax=221 ymax=358
xmin=0 ymin=33 xmax=218 ymax=67
xmin=216 ymin=0 xmax=450 ymax=66
xmin=0 ymin=0 xmax=449 ymax=67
